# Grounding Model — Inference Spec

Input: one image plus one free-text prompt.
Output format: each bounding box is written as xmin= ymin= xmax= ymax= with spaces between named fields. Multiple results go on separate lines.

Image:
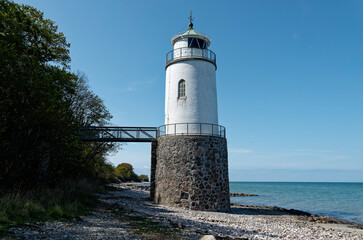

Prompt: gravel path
xmin=7 ymin=185 xmax=363 ymax=239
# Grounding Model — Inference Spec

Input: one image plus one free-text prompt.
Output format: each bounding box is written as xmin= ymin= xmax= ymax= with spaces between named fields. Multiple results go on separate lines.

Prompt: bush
xmin=114 ymin=163 xmax=148 ymax=182
xmin=138 ymin=175 xmax=149 ymax=182
xmin=114 ymin=163 xmax=138 ymax=182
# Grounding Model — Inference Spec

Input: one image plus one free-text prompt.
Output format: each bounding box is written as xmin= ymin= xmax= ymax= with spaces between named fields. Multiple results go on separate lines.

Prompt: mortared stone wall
xmin=154 ymin=135 xmax=230 ymax=212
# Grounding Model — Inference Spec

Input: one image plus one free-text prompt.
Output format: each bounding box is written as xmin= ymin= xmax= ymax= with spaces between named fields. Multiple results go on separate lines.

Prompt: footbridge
xmin=79 ymin=126 xmax=158 ymax=142
xmin=79 ymin=126 xmax=158 ymax=200
xmin=79 ymin=124 xmax=226 ymax=201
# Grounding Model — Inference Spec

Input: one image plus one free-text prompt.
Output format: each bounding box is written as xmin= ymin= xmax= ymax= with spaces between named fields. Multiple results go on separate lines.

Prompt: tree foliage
xmin=0 ymin=0 xmax=118 ymax=189
xmin=114 ymin=163 xmax=138 ymax=182
xmin=138 ymin=174 xmax=149 ymax=182
xmin=114 ymin=163 xmax=149 ymax=182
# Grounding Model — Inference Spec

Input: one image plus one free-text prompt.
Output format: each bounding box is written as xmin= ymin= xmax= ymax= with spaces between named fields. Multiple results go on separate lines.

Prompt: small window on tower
xmin=178 ymin=79 xmax=186 ymax=98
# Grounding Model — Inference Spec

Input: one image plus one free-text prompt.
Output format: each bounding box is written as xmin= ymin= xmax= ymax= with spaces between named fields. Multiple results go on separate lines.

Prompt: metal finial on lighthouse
xmin=188 ymin=11 xmax=194 ymax=29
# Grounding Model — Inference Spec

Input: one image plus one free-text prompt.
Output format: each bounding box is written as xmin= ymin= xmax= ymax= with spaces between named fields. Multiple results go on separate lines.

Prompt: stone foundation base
xmin=154 ymin=135 xmax=230 ymax=212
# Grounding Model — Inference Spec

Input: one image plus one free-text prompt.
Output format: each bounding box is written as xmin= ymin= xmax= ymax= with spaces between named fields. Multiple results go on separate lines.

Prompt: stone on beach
xmin=200 ymin=235 xmax=216 ymax=240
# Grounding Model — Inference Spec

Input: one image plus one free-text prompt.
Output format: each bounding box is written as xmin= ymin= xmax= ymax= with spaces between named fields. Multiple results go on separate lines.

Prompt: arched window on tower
xmin=178 ymin=79 xmax=186 ymax=98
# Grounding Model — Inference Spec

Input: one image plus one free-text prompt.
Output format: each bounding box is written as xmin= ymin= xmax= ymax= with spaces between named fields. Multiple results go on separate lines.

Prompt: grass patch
xmin=0 ymin=182 xmax=99 ymax=236
xmin=112 ymin=208 xmax=180 ymax=238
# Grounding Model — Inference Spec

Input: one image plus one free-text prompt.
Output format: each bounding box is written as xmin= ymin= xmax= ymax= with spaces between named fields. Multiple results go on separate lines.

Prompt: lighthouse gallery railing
xmin=158 ymin=123 xmax=225 ymax=138
xmin=166 ymin=47 xmax=216 ymax=67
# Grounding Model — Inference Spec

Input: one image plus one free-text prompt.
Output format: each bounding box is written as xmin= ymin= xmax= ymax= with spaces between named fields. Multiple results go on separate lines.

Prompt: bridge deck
xmin=79 ymin=126 xmax=158 ymax=142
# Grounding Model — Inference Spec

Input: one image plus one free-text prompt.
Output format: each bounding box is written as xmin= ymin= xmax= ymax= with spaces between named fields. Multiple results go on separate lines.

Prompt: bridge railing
xmin=79 ymin=126 xmax=158 ymax=142
xmin=157 ymin=123 xmax=226 ymax=138
xmin=79 ymin=124 xmax=226 ymax=142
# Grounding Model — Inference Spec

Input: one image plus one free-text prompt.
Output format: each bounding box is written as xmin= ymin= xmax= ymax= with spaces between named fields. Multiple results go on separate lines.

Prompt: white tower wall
xmin=173 ymin=39 xmax=188 ymax=48
xmin=165 ymin=59 xmax=218 ymax=135
xmin=165 ymin=60 xmax=218 ymax=125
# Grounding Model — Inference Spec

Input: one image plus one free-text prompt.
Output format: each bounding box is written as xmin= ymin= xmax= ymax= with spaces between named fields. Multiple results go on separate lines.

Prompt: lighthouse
xmin=154 ymin=16 xmax=230 ymax=212
xmin=165 ymin=20 xmax=218 ymax=134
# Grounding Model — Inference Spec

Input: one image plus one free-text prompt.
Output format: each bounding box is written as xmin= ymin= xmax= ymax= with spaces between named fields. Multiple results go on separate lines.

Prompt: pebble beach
xmin=7 ymin=184 xmax=363 ymax=239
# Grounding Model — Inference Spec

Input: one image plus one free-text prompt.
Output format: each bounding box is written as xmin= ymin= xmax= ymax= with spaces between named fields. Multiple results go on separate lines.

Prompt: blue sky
xmin=17 ymin=0 xmax=363 ymax=182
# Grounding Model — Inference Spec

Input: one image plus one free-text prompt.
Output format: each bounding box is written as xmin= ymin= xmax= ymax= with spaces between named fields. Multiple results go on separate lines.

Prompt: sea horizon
xmin=230 ymin=181 xmax=363 ymax=183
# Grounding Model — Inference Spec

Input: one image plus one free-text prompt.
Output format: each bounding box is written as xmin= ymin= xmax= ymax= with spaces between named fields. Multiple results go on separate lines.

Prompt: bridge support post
xmin=150 ymin=141 xmax=157 ymax=201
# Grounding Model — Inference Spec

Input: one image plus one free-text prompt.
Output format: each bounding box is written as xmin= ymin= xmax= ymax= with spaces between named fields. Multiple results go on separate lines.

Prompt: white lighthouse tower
xmin=154 ymin=16 xmax=230 ymax=212
xmin=165 ymin=18 xmax=218 ymax=135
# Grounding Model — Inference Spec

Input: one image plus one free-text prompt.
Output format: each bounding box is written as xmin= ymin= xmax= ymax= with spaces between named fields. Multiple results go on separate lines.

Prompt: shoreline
xmin=113 ymin=183 xmax=363 ymax=238
xmin=127 ymin=182 xmax=363 ymax=228
xmin=8 ymin=183 xmax=363 ymax=239
xmin=230 ymin=203 xmax=363 ymax=229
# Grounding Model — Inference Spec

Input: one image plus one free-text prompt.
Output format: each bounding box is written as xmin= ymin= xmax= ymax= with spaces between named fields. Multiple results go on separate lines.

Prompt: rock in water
xmin=230 ymin=193 xmax=258 ymax=197
xmin=320 ymin=216 xmax=333 ymax=223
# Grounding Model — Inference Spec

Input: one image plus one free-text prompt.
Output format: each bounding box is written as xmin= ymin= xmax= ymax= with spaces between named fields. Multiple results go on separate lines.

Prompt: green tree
xmin=0 ymin=0 xmax=74 ymax=186
xmin=114 ymin=163 xmax=139 ymax=182
xmin=0 ymin=0 xmax=118 ymax=188
xmin=138 ymin=174 xmax=149 ymax=182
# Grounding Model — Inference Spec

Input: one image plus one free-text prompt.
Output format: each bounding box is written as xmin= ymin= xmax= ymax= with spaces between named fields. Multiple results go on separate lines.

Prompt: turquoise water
xmin=230 ymin=182 xmax=363 ymax=224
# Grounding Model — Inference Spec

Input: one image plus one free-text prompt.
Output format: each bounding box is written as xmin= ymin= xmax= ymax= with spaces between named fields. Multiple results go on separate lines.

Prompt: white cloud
xmin=331 ymin=155 xmax=348 ymax=160
xmin=229 ymin=148 xmax=252 ymax=154
xmin=295 ymin=149 xmax=333 ymax=153
xmin=119 ymin=78 xmax=156 ymax=92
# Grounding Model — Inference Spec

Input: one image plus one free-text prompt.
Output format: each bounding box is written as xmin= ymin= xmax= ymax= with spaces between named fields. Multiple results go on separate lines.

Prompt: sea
xmin=230 ymin=182 xmax=363 ymax=225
